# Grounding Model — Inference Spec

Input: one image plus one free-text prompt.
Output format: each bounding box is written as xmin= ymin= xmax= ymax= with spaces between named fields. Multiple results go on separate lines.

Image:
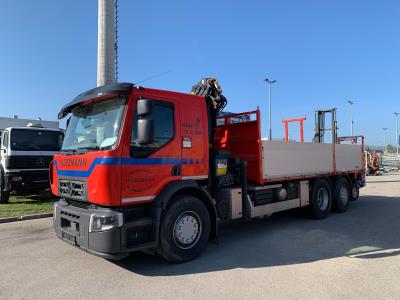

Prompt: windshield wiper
xmin=76 ymin=146 xmax=104 ymax=152
xmin=60 ymin=148 xmax=78 ymax=154
xmin=60 ymin=146 xmax=105 ymax=155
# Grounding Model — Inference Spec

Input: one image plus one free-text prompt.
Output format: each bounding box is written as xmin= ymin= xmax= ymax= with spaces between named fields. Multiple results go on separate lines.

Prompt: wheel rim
xmin=173 ymin=211 xmax=202 ymax=250
xmin=317 ymin=187 xmax=329 ymax=211
xmin=339 ymin=185 xmax=349 ymax=205
xmin=352 ymin=186 xmax=359 ymax=198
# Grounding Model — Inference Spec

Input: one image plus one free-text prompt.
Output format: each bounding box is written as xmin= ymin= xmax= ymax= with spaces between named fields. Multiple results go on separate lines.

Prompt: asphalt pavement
xmin=1 ymin=174 xmax=399 ymax=300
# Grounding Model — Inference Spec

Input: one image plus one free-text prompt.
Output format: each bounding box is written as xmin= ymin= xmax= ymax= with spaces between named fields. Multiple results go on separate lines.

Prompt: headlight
xmin=89 ymin=213 xmax=123 ymax=232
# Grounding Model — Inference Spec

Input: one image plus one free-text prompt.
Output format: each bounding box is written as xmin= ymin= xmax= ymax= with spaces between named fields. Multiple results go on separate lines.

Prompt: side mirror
xmin=137 ymin=99 xmax=152 ymax=116
xmin=137 ymin=118 xmax=154 ymax=145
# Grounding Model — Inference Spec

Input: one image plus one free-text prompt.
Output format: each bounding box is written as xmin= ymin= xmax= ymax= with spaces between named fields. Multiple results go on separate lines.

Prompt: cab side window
xmin=131 ymin=101 xmax=174 ymax=157
xmin=3 ymin=131 xmax=8 ymax=148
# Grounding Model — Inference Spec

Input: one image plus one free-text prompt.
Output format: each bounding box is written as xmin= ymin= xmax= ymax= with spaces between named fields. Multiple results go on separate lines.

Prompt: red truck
xmin=52 ymin=80 xmax=365 ymax=262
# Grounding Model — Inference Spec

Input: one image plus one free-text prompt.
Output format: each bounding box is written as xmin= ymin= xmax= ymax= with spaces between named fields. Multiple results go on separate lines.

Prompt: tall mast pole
xmin=97 ymin=0 xmax=117 ymax=87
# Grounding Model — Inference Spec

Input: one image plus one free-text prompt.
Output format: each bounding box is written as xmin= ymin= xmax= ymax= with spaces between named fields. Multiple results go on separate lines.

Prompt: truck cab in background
xmin=0 ymin=125 xmax=64 ymax=203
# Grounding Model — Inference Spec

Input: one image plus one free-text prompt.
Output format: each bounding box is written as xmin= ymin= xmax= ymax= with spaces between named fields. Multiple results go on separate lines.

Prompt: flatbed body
xmin=215 ymin=110 xmax=364 ymax=186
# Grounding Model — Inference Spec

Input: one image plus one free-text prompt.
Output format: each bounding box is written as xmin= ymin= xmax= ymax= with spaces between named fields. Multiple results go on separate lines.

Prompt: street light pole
xmin=383 ymin=127 xmax=388 ymax=153
xmin=265 ymin=78 xmax=277 ymax=140
xmin=348 ymin=100 xmax=355 ymax=136
xmin=394 ymin=112 xmax=399 ymax=156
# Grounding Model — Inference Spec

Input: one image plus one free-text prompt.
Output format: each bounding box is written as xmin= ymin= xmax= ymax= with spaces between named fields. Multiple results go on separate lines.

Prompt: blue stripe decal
xmin=120 ymin=157 xmax=183 ymax=165
xmin=55 ymin=157 xmax=200 ymax=177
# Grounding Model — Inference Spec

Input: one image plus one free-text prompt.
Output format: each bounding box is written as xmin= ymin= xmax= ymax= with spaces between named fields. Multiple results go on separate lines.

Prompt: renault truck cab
xmin=52 ymin=83 xmax=211 ymax=260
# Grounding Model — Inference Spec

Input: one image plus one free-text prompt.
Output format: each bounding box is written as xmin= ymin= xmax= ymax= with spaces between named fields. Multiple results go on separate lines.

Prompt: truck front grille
xmin=5 ymin=155 xmax=53 ymax=169
xmin=67 ymin=199 xmax=91 ymax=209
xmin=59 ymin=180 xmax=87 ymax=201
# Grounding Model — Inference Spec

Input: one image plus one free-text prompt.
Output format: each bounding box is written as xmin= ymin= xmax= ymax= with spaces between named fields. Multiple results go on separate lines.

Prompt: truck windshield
xmin=62 ymin=97 xmax=126 ymax=151
xmin=10 ymin=129 xmax=64 ymax=151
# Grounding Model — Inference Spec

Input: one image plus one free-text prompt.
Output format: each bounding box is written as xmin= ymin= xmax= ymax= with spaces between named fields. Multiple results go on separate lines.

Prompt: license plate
xmin=62 ymin=231 xmax=76 ymax=245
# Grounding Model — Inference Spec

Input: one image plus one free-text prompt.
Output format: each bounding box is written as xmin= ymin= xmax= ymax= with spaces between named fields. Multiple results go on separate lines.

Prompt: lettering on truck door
xmin=180 ymin=98 xmax=208 ymax=180
xmin=121 ymin=98 xmax=182 ymax=204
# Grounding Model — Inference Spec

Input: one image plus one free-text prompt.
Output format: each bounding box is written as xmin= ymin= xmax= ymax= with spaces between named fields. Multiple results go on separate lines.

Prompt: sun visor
xmin=58 ymin=82 xmax=134 ymax=119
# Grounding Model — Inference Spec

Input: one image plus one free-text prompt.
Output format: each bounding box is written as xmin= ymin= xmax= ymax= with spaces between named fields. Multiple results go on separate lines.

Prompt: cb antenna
xmin=134 ymin=70 xmax=173 ymax=85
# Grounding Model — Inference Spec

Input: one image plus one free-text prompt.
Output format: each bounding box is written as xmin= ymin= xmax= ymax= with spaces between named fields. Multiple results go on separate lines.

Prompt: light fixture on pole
xmin=394 ymin=112 xmax=399 ymax=156
xmin=383 ymin=127 xmax=388 ymax=153
xmin=348 ymin=100 xmax=355 ymax=136
xmin=264 ymin=78 xmax=277 ymax=140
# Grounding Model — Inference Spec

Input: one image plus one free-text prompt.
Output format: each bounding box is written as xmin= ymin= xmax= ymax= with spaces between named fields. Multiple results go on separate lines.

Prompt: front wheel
xmin=0 ymin=173 xmax=10 ymax=204
xmin=157 ymin=195 xmax=211 ymax=263
xmin=0 ymin=190 xmax=10 ymax=204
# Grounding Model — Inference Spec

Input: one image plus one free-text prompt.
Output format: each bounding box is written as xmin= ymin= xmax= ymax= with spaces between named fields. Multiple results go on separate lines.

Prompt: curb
xmin=0 ymin=213 xmax=53 ymax=224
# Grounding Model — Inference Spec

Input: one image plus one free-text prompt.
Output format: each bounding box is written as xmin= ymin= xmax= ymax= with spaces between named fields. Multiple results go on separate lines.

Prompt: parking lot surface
xmin=1 ymin=174 xmax=399 ymax=300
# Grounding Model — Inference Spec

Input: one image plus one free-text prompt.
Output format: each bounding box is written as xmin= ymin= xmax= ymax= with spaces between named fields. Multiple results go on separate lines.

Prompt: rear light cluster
xmin=59 ymin=180 xmax=87 ymax=201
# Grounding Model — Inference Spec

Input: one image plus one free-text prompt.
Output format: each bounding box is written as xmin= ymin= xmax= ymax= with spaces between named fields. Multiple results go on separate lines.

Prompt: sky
xmin=0 ymin=0 xmax=399 ymax=146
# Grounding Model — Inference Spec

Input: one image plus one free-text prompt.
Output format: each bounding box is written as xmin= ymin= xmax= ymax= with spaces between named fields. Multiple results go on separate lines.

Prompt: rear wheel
xmin=157 ymin=195 xmax=211 ymax=263
xmin=333 ymin=177 xmax=350 ymax=213
xmin=308 ymin=178 xmax=332 ymax=219
xmin=350 ymin=183 xmax=359 ymax=201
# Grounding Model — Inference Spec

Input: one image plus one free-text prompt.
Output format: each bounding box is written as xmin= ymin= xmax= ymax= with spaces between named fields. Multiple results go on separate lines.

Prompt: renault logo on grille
xmin=36 ymin=158 xmax=46 ymax=167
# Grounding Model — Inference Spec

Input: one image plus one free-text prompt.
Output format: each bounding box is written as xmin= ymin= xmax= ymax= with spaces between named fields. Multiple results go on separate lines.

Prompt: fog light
xmin=89 ymin=213 xmax=123 ymax=232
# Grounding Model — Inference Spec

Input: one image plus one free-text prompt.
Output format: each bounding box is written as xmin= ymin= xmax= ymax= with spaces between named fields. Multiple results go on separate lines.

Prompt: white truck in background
xmin=0 ymin=117 xmax=64 ymax=203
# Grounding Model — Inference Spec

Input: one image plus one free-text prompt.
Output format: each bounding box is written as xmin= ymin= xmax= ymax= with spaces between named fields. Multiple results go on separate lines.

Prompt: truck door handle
xmin=171 ymin=165 xmax=181 ymax=176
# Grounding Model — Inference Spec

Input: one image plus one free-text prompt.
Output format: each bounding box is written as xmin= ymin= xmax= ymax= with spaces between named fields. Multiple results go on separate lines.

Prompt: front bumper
xmin=4 ymin=170 xmax=49 ymax=191
xmin=53 ymin=200 xmax=160 ymax=260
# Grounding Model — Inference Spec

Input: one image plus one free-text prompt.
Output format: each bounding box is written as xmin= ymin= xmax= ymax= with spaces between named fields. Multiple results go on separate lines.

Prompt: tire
xmin=0 ymin=170 xmax=10 ymax=204
xmin=350 ymin=182 xmax=359 ymax=201
xmin=0 ymin=190 xmax=10 ymax=204
xmin=157 ymin=195 xmax=211 ymax=263
xmin=307 ymin=178 xmax=332 ymax=219
xmin=333 ymin=177 xmax=350 ymax=213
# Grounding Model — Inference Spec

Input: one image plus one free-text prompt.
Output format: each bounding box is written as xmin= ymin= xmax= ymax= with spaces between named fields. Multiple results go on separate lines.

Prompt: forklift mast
xmin=313 ymin=108 xmax=338 ymax=144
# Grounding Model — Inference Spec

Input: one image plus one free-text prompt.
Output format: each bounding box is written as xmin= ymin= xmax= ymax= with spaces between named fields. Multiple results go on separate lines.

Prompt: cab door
xmin=121 ymin=97 xmax=181 ymax=205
